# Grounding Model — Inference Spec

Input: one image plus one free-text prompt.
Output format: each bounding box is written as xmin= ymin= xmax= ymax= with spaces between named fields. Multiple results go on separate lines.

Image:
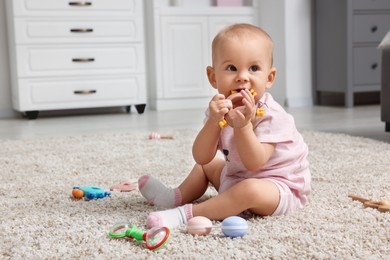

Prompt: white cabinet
xmin=6 ymin=0 xmax=147 ymax=119
xmin=146 ymin=0 xmax=258 ymax=110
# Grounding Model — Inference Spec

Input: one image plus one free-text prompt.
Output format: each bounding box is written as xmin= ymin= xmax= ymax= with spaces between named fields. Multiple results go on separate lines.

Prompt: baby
xmin=139 ymin=23 xmax=311 ymax=228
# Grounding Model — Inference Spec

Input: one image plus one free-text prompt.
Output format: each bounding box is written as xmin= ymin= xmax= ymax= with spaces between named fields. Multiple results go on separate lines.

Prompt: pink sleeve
xmin=254 ymin=107 xmax=295 ymax=144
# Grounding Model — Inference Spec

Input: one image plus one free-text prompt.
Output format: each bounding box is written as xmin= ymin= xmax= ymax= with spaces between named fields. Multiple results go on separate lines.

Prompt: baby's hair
xmin=211 ymin=23 xmax=274 ymax=66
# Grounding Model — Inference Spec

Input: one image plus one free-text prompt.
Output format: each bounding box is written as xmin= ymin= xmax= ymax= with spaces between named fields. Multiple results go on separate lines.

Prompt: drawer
xmin=353 ymin=47 xmax=381 ymax=85
xmin=11 ymin=0 xmax=140 ymax=16
xmin=17 ymin=75 xmax=146 ymax=110
xmin=352 ymin=0 xmax=390 ymax=10
xmin=353 ymin=14 xmax=390 ymax=43
xmin=14 ymin=18 xmax=143 ymax=44
xmin=16 ymin=44 xmax=145 ymax=77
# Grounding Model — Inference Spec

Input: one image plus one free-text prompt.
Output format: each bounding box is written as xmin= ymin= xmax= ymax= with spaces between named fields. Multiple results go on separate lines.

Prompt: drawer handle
xmin=69 ymin=2 xmax=92 ymax=6
xmin=371 ymin=26 xmax=378 ymax=33
xmin=70 ymin=28 xmax=94 ymax=33
xmin=72 ymin=58 xmax=95 ymax=62
xmin=74 ymin=90 xmax=97 ymax=95
xmin=371 ymin=63 xmax=378 ymax=70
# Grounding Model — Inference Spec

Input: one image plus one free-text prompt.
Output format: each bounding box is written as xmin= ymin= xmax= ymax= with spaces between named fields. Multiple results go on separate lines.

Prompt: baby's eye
xmin=249 ymin=66 xmax=260 ymax=72
xmin=226 ymin=65 xmax=237 ymax=71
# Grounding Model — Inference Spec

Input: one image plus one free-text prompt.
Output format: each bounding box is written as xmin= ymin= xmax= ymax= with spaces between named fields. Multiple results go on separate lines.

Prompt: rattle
xmin=72 ymin=186 xmax=111 ymax=200
xmin=349 ymin=195 xmax=390 ymax=213
xmin=186 ymin=216 xmax=248 ymax=238
xmin=219 ymin=88 xmax=264 ymax=128
xmin=108 ymin=223 xmax=170 ymax=251
xmin=149 ymin=132 xmax=174 ymax=140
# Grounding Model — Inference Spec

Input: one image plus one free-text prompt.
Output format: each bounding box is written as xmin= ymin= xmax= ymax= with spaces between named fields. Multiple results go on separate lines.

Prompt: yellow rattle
xmin=218 ymin=88 xmax=264 ymax=128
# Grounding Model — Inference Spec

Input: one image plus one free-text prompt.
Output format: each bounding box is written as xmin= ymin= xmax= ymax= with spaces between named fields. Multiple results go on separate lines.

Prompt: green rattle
xmin=108 ymin=223 xmax=170 ymax=251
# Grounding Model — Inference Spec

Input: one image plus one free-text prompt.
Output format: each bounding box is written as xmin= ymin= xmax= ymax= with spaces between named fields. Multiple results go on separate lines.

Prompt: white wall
xmin=285 ymin=0 xmax=313 ymax=107
xmin=257 ymin=0 xmax=287 ymax=105
xmin=258 ymin=0 xmax=313 ymax=107
xmin=0 ymin=0 xmax=16 ymax=118
xmin=0 ymin=0 xmax=313 ymax=118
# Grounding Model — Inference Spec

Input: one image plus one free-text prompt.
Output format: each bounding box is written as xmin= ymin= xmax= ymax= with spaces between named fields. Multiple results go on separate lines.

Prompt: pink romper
xmin=211 ymin=92 xmax=311 ymax=216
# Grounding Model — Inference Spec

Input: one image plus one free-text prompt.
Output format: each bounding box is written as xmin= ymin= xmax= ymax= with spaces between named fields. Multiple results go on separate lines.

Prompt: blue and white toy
xmin=72 ymin=186 xmax=111 ymax=200
xmin=221 ymin=216 xmax=248 ymax=238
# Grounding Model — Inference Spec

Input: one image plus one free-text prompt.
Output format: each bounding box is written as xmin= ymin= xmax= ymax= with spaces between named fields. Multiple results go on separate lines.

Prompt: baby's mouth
xmin=227 ymin=88 xmax=256 ymax=108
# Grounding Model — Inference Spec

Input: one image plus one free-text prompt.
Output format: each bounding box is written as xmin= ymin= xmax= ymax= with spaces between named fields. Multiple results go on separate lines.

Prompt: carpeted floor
xmin=0 ymin=129 xmax=389 ymax=259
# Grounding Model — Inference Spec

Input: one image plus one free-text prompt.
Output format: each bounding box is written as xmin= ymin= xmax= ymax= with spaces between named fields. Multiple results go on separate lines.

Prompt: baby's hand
xmin=209 ymin=94 xmax=232 ymax=124
xmin=227 ymin=89 xmax=256 ymax=128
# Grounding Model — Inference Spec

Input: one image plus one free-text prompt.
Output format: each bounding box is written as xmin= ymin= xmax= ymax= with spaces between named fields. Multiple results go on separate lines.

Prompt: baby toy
xmin=221 ymin=216 xmax=248 ymax=237
xmin=349 ymin=195 xmax=390 ymax=213
xmin=148 ymin=132 xmax=174 ymax=140
xmin=108 ymin=223 xmax=170 ymax=251
xmin=219 ymin=88 xmax=264 ymax=128
xmin=72 ymin=186 xmax=111 ymax=200
xmin=109 ymin=181 xmax=137 ymax=192
xmin=186 ymin=216 xmax=248 ymax=238
xmin=186 ymin=216 xmax=213 ymax=236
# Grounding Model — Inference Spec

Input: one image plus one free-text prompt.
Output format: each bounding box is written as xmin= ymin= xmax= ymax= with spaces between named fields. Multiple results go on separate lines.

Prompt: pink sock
xmin=138 ymin=175 xmax=182 ymax=208
xmin=146 ymin=204 xmax=193 ymax=229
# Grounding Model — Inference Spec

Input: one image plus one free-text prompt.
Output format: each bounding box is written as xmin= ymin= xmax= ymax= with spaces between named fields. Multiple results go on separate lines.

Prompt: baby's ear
xmin=206 ymin=66 xmax=217 ymax=89
xmin=266 ymin=67 xmax=277 ymax=89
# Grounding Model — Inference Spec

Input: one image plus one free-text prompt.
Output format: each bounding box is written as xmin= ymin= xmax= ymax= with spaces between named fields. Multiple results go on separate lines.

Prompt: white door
xmin=160 ymin=16 xmax=211 ymax=98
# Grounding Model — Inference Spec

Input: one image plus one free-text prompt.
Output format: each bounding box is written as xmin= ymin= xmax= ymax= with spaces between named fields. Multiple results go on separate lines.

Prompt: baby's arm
xmin=227 ymin=89 xmax=275 ymax=170
xmin=192 ymin=94 xmax=232 ymax=165
xmin=234 ymin=123 xmax=275 ymax=171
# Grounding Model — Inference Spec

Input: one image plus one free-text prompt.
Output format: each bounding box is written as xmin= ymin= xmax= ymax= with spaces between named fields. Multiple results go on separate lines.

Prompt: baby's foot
xmin=147 ymin=204 xmax=193 ymax=229
xmin=138 ymin=175 xmax=182 ymax=208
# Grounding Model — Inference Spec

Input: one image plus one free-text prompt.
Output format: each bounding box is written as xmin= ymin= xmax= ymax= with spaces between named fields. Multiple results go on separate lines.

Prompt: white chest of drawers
xmin=6 ymin=0 xmax=147 ymax=119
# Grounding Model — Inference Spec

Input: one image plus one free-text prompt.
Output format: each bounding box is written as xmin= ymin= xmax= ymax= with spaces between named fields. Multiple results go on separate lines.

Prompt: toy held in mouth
xmin=108 ymin=223 xmax=170 ymax=251
xmin=72 ymin=186 xmax=111 ymax=200
xmin=148 ymin=132 xmax=174 ymax=140
xmin=218 ymin=88 xmax=264 ymax=128
xmin=186 ymin=216 xmax=248 ymax=238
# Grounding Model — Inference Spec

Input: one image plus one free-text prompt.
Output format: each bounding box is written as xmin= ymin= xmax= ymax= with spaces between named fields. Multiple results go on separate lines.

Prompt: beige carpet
xmin=0 ymin=129 xmax=389 ymax=259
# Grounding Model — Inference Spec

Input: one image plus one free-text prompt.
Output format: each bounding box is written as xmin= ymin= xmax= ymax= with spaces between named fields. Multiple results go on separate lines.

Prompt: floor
xmin=0 ymin=105 xmax=389 ymax=142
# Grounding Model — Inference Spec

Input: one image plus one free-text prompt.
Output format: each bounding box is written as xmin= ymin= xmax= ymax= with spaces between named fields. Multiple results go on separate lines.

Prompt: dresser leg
xmin=125 ymin=106 xmax=131 ymax=113
xmin=135 ymin=104 xmax=146 ymax=114
xmin=345 ymin=93 xmax=353 ymax=108
xmin=386 ymin=122 xmax=390 ymax=132
xmin=24 ymin=111 xmax=39 ymax=120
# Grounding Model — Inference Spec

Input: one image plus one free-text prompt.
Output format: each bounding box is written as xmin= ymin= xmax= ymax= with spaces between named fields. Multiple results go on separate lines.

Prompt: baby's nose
xmin=236 ymin=70 xmax=249 ymax=81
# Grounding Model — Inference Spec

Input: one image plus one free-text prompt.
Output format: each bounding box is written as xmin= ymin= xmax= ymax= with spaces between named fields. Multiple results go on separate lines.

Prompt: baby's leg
xmin=138 ymin=175 xmax=182 ymax=208
xmin=146 ymin=178 xmax=280 ymax=228
xmin=193 ymin=179 xmax=280 ymax=219
xmin=139 ymin=158 xmax=224 ymax=208
xmin=178 ymin=158 xmax=224 ymax=204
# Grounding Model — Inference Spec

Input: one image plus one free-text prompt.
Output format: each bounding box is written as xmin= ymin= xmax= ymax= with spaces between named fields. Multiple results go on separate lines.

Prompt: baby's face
xmin=210 ymin=35 xmax=275 ymax=103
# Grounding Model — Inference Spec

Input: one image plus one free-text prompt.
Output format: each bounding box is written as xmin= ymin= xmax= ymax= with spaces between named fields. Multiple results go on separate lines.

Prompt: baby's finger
xmin=242 ymin=89 xmax=255 ymax=104
xmin=223 ymin=99 xmax=233 ymax=110
xmin=212 ymin=93 xmax=226 ymax=101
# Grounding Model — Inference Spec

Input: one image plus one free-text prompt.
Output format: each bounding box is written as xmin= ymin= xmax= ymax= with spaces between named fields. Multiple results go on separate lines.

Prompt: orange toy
xmin=349 ymin=195 xmax=390 ymax=213
xmin=72 ymin=189 xmax=84 ymax=199
xmin=219 ymin=88 xmax=264 ymax=128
